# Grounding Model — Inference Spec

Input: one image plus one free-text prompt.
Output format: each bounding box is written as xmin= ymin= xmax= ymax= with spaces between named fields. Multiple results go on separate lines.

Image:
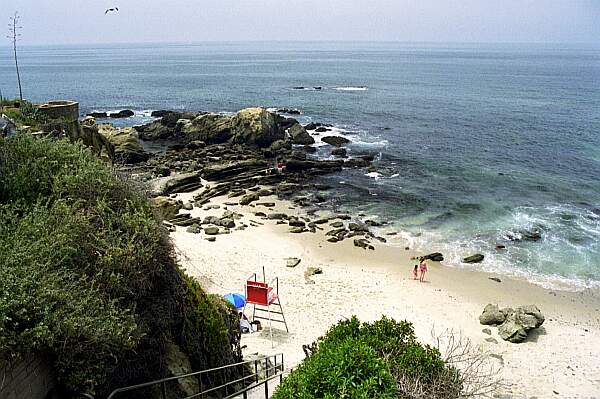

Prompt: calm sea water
xmin=1 ymin=42 xmax=599 ymax=289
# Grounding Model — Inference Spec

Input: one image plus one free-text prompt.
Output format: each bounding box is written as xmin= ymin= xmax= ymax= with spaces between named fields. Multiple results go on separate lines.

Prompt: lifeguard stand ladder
xmin=245 ymin=269 xmax=289 ymax=346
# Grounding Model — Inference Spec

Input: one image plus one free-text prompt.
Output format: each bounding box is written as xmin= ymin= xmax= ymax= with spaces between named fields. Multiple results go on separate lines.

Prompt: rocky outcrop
xmin=98 ymin=124 xmax=148 ymax=164
xmin=480 ymin=304 xmax=545 ymax=343
xmin=183 ymin=113 xmax=233 ymax=144
xmin=230 ymin=107 xmax=283 ymax=147
xmin=288 ymin=123 xmax=315 ymax=145
xmin=72 ymin=117 xmax=116 ymax=162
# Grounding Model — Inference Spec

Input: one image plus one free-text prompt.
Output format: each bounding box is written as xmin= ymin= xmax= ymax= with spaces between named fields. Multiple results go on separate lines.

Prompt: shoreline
xmin=170 ymin=188 xmax=600 ymax=398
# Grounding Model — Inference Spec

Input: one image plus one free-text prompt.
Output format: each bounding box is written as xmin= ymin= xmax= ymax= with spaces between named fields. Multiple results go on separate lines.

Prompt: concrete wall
xmin=0 ymin=354 xmax=57 ymax=399
xmin=37 ymin=101 xmax=79 ymax=122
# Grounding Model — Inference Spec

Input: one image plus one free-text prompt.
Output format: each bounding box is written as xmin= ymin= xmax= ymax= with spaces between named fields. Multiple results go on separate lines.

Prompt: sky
xmin=3 ymin=0 xmax=600 ymax=45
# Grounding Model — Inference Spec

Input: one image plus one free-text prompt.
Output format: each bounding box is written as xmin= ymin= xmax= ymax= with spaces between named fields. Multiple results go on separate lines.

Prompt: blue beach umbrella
xmin=223 ymin=293 xmax=246 ymax=309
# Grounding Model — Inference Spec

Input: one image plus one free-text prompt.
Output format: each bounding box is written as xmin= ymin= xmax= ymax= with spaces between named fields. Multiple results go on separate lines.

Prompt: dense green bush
xmin=273 ymin=316 xmax=462 ymax=399
xmin=0 ymin=135 xmax=241 ymax=396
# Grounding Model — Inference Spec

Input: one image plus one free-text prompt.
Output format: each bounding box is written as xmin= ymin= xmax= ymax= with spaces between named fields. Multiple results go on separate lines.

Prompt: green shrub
xmin=273 ymin=316 xmax=462 ymax=399
xmin=273 ymin=337 xmax=395 ymax=399
xmin=0 ymin=135 xmax=241 ymax=396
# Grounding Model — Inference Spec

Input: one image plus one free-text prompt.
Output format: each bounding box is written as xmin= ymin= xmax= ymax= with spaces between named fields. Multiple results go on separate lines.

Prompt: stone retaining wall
xmin=0 ymin=353 xmax=57 ymax=399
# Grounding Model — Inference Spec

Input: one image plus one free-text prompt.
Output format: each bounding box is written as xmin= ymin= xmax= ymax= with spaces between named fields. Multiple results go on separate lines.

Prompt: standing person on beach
xmin=419 ymin=257 xmax=428 ymax=282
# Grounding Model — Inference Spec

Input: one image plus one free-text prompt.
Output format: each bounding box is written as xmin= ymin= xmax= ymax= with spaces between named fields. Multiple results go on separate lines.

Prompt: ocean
xmin=1 ymin=41 xmax=599 ymax=290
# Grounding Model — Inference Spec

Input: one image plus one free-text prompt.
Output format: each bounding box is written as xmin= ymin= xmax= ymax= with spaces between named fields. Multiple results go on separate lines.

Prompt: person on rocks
xmin=419 ymin=257 xmax=428 ymax=282
xmin=276 ymin=159 xmax=286 ymax=174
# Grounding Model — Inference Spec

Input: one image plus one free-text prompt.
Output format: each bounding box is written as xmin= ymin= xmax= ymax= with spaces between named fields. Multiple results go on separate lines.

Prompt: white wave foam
xmin=365 ymin=172 xmax=383 ymax=180
xmin=334 ymin=86 xmax=368 ymax=91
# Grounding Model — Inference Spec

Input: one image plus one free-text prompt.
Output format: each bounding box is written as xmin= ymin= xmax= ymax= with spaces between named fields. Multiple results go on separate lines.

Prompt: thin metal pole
xmin=161 ymin=381 xmax=167 ymax=399
xmin=255 ymin=360 xmax=259 ymax=383
xmin=264 ymin=358 xmax=269 ymax=398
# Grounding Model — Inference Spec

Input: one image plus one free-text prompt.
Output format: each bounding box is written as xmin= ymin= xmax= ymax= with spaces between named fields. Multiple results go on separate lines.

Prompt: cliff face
xmin=0 ymin=135 xmax=241 ymax=397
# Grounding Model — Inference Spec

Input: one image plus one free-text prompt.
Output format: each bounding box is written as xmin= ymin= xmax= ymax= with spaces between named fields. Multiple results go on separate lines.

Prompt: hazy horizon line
xmin=3 ymin=39 xmax=600 ymax=48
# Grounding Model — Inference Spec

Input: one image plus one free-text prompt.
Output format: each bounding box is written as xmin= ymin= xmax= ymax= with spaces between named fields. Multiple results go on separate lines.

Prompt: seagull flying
xmin=105 ymin=7 xmax=119 ymax=14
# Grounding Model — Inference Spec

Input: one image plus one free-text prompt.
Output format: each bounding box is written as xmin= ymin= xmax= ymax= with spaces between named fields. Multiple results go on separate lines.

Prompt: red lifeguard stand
xmin=245 ymin=268 xmax=289 ymax=345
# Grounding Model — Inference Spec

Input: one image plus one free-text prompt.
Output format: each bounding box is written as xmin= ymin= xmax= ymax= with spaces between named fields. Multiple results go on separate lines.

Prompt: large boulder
xmin=98 ymin=124 xmax=148 ymax=164
xmin=498 ymin=315 xmax=528 ymax=343
xmin=183 ymin=113 xmax=232 ymax=144
xmin=288 ymin=123 xmax=315 ymax=145
xmin=230 ymin=108 xmax=284 ymax=147
xmin=496 ymin=305 xmax=544 ymax=343
xmin=479 ymin=304 xmax=506 ymax=326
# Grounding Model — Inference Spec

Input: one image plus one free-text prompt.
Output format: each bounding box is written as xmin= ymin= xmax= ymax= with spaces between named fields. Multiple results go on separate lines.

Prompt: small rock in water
xmin=463 ymin=253 xmax=485 ymax=263
xmin=182 ymin=202 xmax=194 ymax=211
xmin=330 ymin=221 xmax=344 ymax=228
xmin=424 ymin=252 xmax=444 ymax=262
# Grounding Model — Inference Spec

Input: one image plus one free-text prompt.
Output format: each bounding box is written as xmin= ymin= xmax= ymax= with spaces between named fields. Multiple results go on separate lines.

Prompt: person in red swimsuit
xmin=419 ymin=257 xmax=428 ymax=283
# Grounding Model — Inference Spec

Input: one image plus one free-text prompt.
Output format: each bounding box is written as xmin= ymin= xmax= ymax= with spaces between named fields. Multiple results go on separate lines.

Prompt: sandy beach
xmin=171 ymin=189 xmax=600 ymax=398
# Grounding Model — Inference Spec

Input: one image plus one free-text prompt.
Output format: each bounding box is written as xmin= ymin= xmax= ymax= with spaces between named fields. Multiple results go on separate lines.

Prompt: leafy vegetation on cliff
xmin=0 ymin=135 xmax=241 ymax=396
xmin=273 ymin=316 xmax=463 ymax=399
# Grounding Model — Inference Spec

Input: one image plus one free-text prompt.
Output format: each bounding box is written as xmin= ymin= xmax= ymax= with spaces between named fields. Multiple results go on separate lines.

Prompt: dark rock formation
xmin=109 ymin=109 xmax=135 ymax=118
xmin=322 ymin=136 xmax=351 ymax=147
xmin=463 ymin=254 xmax=485 ymax=264
xmin=288 ymin=123 xmax=315 ymax=145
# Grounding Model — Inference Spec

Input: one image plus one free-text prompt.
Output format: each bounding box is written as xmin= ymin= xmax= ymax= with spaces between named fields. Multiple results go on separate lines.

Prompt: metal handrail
xmin=96 ymin=353 xmax=284 ymax=399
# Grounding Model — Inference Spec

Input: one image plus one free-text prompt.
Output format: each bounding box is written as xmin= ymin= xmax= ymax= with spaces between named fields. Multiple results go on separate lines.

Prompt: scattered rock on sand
xmin=330 ymin=221 xmax=344 ymax=228
xmin=205 ymin=237 xmax=216 ymax=242
xmin=482 ymin=328 xmax=492 ymax=335
xmin=204 ymin=227 xmax=219 ymax=235
xmin=354 ymin=238 xmax=370 ymax=250
xmin=186 ymin=224 xmax=202 ymax=234
xmin=286 ymin=258 xmax=301 ymax=268
xmin=463 ymin=253 xmax=485 ymax=263
xmin=240 ymin=193 xmax=260 ymax=205
xmin=489 ymin=277 xmax=502 ymax=283
xmin=268 ymin=213 xmax=288 ymax=220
